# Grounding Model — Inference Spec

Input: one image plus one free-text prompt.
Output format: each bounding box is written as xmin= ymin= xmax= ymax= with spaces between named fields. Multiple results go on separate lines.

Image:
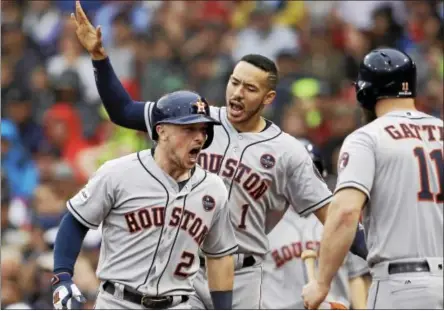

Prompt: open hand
xmin=71 ymin=0 xmax=106 ymax=59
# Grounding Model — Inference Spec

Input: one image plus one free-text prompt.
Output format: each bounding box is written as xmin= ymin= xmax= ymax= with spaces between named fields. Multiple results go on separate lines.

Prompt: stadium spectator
xmin=42 ymin=103 xmax=91 ymax=184
xmin=1 ymin=119 xmax=39 ymax=201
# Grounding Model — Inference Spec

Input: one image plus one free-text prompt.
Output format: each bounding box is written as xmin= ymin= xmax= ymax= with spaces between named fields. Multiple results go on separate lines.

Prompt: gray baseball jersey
xmin=67 ymin=149 xmax=238 ymax=296
xmin=335 ymin=110 xmax=443 ymax=266
xmin=262 ymin=210 xmax=369 ymax=309
xmin=144 ymin=103 xmax=333 ymax=256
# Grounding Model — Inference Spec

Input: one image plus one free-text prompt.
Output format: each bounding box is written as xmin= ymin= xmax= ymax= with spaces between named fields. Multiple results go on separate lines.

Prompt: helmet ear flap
xmin=203 ymin=126 xmax=214 ymax=149
xmin=356 ymin=80 xmax=377 ymax=109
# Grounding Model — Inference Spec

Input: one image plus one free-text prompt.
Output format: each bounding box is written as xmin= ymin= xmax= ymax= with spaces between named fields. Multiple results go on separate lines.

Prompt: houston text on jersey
xmin=124 ymin=207 xmax=209 ymax=246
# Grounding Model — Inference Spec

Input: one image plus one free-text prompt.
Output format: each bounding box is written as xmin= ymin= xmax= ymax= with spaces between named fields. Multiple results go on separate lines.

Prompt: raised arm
xmin=71 ymin=0 xmax=147 ymax=131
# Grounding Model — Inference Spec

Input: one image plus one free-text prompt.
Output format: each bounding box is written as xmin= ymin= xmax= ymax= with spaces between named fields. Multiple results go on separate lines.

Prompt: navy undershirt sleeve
xmin=92 ymin=57 xmax=147 ymax=132
xmin=53 ymin=212 xmax=89 ymax=275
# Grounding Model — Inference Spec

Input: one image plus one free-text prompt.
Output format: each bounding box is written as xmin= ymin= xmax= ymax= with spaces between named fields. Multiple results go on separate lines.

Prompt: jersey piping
xmin=135 ymin=151 xmax=170 ymax=291
xmin=67 ymin=200 xmax=100 ymax=229
xmin=216 ymin=108 xmax=231 ymax=175
xmin=227 ymin=130 xmax=283 ymax=199
xmin=201 ymin=244 xmax=239 ymax=257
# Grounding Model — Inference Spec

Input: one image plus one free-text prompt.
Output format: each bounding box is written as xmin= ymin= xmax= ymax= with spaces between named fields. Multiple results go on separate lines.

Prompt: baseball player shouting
xmin=70 ymin=1 xmax=367 ymax=308
xmin=262 ymin=140 xmax=370 ymax=310
xmin=51 ymin=90 xmax=238 ymax=309
xmin=303 ymin=48 xmax=444 ymax=310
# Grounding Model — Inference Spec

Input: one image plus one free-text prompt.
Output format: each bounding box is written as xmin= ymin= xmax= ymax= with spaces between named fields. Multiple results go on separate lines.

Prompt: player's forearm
xmin=91 ymin=57 xmax=147 ymax=131
xmin=207 ymin=255 xmax=235 ymax=309
xmin=317 ymin=199 xmax=361 ymax=289
xmin=207 ymin=255 xmax=235 ymax=290
xmin=53 ymin=212 xmax=89 ymax=276
xmin=349 ymin=275 xmax=369 ymax=309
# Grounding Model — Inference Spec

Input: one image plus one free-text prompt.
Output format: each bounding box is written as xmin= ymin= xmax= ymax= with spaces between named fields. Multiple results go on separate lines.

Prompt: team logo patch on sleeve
xmin=260 ymin=154 xmax=276 ymax=169
xmin=80 ymin=188 xmax=90 ymax=202
xmin=202 ymin=195 xmax=216 ymax=211
xmin=338 ymin=152 xmax=350 ymax=172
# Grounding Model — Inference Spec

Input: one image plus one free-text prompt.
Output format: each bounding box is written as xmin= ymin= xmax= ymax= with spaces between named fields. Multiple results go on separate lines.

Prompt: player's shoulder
xmin=343 ymin=122 xmax=378 ymax=147
xmin=209 ymin=106 xmax=222 ymax=121
xmin=277 ymin=131 xmax=308 ymax=150
xmin=274 ymin=131 xmax=313 ymax=162
xmin=98 ymin=151 xmax=145 ymax=175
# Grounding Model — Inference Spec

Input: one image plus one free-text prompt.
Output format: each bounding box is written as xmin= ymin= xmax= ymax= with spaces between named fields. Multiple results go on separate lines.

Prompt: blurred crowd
xmin=1 ymin=0 xmax=443 ymax=309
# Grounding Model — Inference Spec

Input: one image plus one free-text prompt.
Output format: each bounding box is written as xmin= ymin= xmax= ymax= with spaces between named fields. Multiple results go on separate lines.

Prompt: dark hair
xmin=112 ymin=10 xmax=131 ymax=26
xmin=240 ymin=54 xmax=279 ymax=90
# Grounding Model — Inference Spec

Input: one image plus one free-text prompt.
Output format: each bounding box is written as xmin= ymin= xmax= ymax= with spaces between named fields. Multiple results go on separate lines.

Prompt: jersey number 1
xmin=238 ymin=204 xmax=249 ymax=229
xmin=414 ymin=147 xmax=444 ymax=203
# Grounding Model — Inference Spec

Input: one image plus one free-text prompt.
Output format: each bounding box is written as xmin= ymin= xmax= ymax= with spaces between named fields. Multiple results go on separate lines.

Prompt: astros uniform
xmin=66 ymin=149 xmax=238 ymax=309
xmin=262 ymin=210 xmax=369 ymax=309
xmin=335 ymin=110 xmax=443 ymax=309
xmin=144 ymin=103 xmax=333 ymax=308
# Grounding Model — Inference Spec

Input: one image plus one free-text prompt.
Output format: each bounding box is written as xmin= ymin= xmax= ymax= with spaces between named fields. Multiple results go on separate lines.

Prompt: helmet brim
xmin=157 ymin=114 xmax=221 ymax=126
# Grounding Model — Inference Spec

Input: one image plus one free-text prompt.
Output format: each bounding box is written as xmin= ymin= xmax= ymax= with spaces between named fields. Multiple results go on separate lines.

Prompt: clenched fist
xmin=71 ymin=0 xmax=106 ymax=60
xmin=52 ymin=272 xmax=86 ymax=310
xmin=302 ymin=280 xmax=330 ymax=310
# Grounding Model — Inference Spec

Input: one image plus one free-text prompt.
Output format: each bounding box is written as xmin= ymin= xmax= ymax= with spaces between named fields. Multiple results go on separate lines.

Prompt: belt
xmin=199 ymin=255 xmax=256 ymax=268
xmin=103 ymin=281 xmax=188 ymax=309
xmin=388 ymin=261 xmax=430 ymax=274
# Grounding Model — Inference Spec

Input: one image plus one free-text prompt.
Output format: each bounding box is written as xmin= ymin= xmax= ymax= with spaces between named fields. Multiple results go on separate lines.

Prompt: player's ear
xmin=263 ymin=90 xmax=276 ymax=106
xmin=156 ymin=124 xmax=166 ymax=141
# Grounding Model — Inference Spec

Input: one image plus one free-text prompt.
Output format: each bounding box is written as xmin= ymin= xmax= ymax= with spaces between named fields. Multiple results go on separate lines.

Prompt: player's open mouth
xmin=188 ymin=147 xmax=201 ymax=162
xmin=229 ymin=100 xmax=244 ymax=117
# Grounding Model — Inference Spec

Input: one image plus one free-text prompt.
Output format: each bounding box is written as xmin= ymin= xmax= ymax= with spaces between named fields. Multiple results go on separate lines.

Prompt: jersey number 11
xmin=414 ymin=147 xmax=444 ymax=203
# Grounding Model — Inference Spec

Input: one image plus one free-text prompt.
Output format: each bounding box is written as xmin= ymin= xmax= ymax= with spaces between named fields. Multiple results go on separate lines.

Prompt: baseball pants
xmin=367 ymin=257 xmax=443 ymax=309
xmin=189 ymin=254 xmax=264 ymax=309
xmin=94 ymin=282 xmax=192 ymax=310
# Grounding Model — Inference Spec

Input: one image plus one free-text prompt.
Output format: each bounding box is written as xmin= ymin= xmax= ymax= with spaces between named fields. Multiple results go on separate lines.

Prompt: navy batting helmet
xmin=150 ymin=90 xmax=221 ymax=149
xmin=355 ymin=48 xmax=416 ymax=110
xmin=299 ymin=138 xmax=328 ymax=178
